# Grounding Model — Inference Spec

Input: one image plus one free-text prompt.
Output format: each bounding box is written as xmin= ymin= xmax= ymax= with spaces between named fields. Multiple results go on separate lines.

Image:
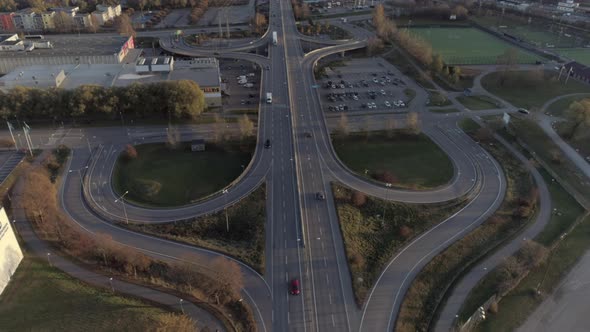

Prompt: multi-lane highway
xmin=18 ymin=2 xmax=540 ymax=332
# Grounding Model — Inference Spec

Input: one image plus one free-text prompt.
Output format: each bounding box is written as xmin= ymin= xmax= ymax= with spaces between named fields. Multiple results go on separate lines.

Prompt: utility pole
xmin=22 ymin=122 xmax=33 ymax=157
xmin=222 ymin=189 xmax=229 ymax=232
xmin=564 ymin=67 xmax=573 ymax=84
xmin=6 ymin=121 xmax=17 ymax=151
xmin=115 ymin=190 xmax=130 ymax=225
xmin=225 ymin=9 xmax=230 ymax=39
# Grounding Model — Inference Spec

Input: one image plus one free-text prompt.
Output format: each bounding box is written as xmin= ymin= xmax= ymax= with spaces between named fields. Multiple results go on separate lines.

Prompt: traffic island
xmin=112 ymin=139 xmax=255 ymax=207
xmin=124 ymin=184 xmax=267 ymax=274
xmin=331 ymin=183 xmax=467 ymax=305
xmin=332 ymin=130 xmax=454 ymax=189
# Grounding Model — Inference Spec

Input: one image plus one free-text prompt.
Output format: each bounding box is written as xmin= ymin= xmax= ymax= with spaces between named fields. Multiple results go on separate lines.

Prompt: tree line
xmin=0 ymin=80 xmax=206 ymax=123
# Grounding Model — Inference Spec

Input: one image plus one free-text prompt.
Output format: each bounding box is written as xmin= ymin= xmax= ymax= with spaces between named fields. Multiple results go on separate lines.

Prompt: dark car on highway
xmin=264 ymin=139 xmax=271 ymax=148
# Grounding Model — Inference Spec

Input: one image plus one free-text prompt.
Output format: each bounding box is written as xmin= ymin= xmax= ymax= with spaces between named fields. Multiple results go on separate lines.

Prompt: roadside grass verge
xmin=457 ymin=95 xmax=502 ymax=110
xmin=112 ymin=139 xmax=254 ymax=207
xmin=125 ymin=184 xmax=266 ymax=274
xmin=480 ymin=70 xmax=590 ymax=110
xmin=503 ymin=118 xmax=590 ymax=203
xmin=395 ymin=118 xmax=539 ymax=332
xmin=332 ymin=183 xmax=467 ymax=305
xmin=474 ymin=213 xmax=590 ymax=332
xmin=429 ymin=108 xmax=460 ymax=114
xmin=404 ymin=88 xmax=416 ymax=103
xmin=0 ymin=255 xmax=183 ymax=331
xmin=458 ymin=167 xmax=586 ymax=325
xmin=332 ymin=131 xmax=454 ymax=189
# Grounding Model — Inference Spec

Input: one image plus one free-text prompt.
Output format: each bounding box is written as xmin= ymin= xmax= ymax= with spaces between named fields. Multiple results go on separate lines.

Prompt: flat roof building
xmin=0 ymin=34 xmax=137 ymax=74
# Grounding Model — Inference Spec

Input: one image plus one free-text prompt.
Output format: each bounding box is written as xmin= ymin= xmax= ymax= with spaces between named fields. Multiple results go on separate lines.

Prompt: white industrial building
xmin=0 ymin=207 xmax=23 ymax=296
xmin=135 ymin=56 xmax=175 ymax=73
xmin=557 ymin=0 xmax=579 ymax=12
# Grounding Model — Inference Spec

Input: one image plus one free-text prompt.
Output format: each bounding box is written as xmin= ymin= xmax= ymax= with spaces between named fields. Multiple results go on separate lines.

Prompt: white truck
xmin=272 ymin=31 xmax=278 ymax=45
xmin=266 ymin=92 xmax=272 ymax=104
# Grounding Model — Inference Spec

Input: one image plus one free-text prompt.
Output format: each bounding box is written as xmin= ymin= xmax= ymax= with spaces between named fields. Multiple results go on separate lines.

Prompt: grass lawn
xmin=481 ymin=70 xmax=590 ymax=110
xmin=409 ymin=27 xmax=541 ymax=65
xmin=458 ymin=167 xmax=585 ymax=323
xmin=475 ymin=214 xmax=590 ymax=332
xmin=472 ymin=15 xmax=588 ymax=48
xmin=429 ymin=108 xmax=461 ymax=113
xmin=545 ymin=94 xmax=590 ymax=117
xmin=0 ymin=256 xmax=175 ymax=331
xmin=557 ymin=48 xmax=590 ymax=66
xmin=332 ymin=183 xmax=466 ymax=305
xmin=113 ymin=140 xmax=254 ymax=207
xmin=404 ymin=88 xmax=417 ymax=103
xmin=126 ymin=184 xmax=266 ymax=273
xmin=332 ymin=131 xmax=454 ymax=189
xmin=457 ymin=95 xmax=502 ymax=110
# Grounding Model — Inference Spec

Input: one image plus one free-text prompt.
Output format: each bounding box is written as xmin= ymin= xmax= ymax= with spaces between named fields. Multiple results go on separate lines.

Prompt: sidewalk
xmin=10 ymin=174 xmax=226 ymax=332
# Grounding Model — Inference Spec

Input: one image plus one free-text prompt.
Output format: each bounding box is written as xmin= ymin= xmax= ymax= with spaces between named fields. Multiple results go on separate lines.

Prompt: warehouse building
xmin=0 ymin=34 xmax=137 ymax=74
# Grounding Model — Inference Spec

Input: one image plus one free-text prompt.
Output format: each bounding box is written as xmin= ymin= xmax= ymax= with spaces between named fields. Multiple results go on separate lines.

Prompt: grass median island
xmin=0 ymin=256 xmax=184 ymax=331
xmin=457 ymin=95 xmax=502 ymax=110
xmin=332 ymin=183 xmax=467 ymax=305
xmin=481 ymin=70 xmax=590 ymax=110
xmin=332 ymin=131 xmax=454 ymax=189
xmin=125 ymin=184 xmax=266 ymax=274
xmin=395 ymin=118 xmax=539 ymax=332
xmin=113 ymin=139 xmax=255 ymax=207
xmin=458 ymin=168 xmax=586 ymax=327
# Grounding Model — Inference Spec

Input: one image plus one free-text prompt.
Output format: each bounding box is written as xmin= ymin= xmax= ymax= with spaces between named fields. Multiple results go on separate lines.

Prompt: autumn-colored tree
xmin=406 ymin=112 xmax=421 ymax=134
xmin=351 ymin=191 xmax=367 ymax=207
xmin=124 ymin=144 xmax=138 ymax=160
xmin=398 ymin=225 xmax=413 ymax=239
xmin=367 ymin=37 xmax=385 ymax=56
xmin=238 ymin=114 xmax=255 ymax=139
xmin=114 ymin=13 xmax=136 ymax=37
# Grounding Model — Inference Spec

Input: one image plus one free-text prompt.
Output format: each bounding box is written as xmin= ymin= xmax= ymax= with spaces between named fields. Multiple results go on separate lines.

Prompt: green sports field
xmin=473 ymin=15 xmax=590 ymax=49
xmin=557 ymin=48 xmax=590 ymax=66
xmin=409 ymin=27 xmax=542 ymax=65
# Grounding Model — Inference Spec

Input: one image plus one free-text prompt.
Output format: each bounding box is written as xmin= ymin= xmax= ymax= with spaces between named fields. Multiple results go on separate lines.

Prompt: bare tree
xmin=406 ymin=112 xmax=421 ymax=134
xmin=238 ymin=114 xmax=255 ymax=139
xmin=335 ymin=113 xmax=350 ymax=136
xmin=115 ymin=13 xmax=136 ymax=37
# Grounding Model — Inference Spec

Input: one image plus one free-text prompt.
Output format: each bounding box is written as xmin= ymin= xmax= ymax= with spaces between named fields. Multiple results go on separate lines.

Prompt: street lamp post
xmin=69 ymin=166 xmax=89 ymax=193
xmin=114 ymin=191 xmax=130 ymax=225
xmin=109 ymin=277 xmax=114 ymax=292
xmin=383 ymin=183 xmax=392 ymax=223
xmin=179 ymin=298 xmax=185 ymax=314
xmin=46 ymin=252 xmax=52 ymax=267
xmin=222 ymin=189 xmax=229 ymax=232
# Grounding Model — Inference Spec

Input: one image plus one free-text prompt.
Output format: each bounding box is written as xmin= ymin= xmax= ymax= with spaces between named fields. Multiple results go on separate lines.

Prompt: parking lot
xmin=219 ymin=59 xmax=262 ymax=112
xmin=319 ymin=58 xmax=411 ymax=113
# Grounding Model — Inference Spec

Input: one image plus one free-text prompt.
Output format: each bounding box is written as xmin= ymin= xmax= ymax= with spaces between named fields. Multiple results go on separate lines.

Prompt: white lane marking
xmin=332 ymin=314 xmax=336 ymax=327
xmin=326 ymin=275 xmax=329 ymax=283
xmin=286 ymin=271 xmax=289 ymax=282
xmin=319 ymin=227 xmax=323 ymax=236
xmin=329 ymin=293 xmax=332 ymax=304
xmin=285 ymin=255 xmax=288 ymax=264
xmin=324 ymin=257 xmax=328 ymax=267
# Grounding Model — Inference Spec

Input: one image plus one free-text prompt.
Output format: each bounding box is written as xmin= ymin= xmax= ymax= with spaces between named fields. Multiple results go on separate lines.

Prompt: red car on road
xmin=290 ymin=279 xmax=300 ymax=295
